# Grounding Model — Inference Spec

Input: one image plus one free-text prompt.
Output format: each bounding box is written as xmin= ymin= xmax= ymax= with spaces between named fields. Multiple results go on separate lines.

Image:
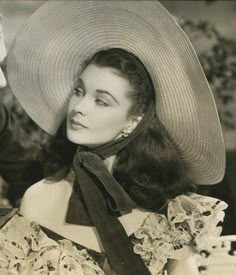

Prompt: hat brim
xmin=7 ymin=1 xmax=225 ymax=185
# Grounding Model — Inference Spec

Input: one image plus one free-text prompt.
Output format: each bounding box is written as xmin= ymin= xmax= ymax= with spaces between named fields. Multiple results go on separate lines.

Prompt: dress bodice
xmin=0 ymin=181 xmax=227 ymax=275
xmin=19 ymin=178 xmax=151 ymax=253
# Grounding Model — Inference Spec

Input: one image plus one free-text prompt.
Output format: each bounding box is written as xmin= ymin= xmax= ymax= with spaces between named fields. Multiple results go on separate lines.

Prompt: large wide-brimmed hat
xmin=7 ymin=1 xmax=225 ymax=185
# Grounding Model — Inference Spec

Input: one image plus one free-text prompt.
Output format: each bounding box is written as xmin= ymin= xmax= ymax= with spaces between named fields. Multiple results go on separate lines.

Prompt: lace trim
xmin=0 ymin=214 xmax=104 ymax=274
xmin=132 ymin=193 xmax=228 ymax=275
xmin=0 ymin=194 xmax=228 ymax=275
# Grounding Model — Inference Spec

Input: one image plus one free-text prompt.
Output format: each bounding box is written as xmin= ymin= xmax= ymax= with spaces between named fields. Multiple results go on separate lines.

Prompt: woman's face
xmin=66 ymin=64 xmax=135 ymax=147
xmin=0 ymin=22 xmax=7 ymax=88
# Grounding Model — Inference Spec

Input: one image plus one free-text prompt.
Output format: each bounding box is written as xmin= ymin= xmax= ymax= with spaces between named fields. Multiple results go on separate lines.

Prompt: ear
xmin=116 ymin=115 xmax=143 ymax=139
xmin=126 ymin=115 xmax=143 ymax=133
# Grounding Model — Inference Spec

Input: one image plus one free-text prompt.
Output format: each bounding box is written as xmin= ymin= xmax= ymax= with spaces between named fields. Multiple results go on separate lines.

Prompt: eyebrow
xmin=96 ymin=89 xmax=119 ymax=104
xmin=77 ymin=78 xmax=119 ymax=104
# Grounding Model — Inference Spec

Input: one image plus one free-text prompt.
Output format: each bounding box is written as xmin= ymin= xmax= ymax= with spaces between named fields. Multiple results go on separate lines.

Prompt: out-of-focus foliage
xmin=1 ymin=65 xmax=50 ymax=146
xmin=0 ymin=72 xmax=50 ymax=207
xmin=180 ymin=19 xmax=236 ymax=130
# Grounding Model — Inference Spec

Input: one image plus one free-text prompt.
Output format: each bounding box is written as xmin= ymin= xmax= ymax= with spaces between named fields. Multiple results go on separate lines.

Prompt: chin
xmin=67 ymin=128 xmax=121 ymax=147
xmin=67 ymin=131 xmax=94 ymax=146
xmin=67 ymin=134 xmax=84 ymax=145
xmin=66 ymin=130 xmax=81 ymax=144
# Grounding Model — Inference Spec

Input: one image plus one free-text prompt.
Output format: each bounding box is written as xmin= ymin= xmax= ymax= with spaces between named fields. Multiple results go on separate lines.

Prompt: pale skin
xmin=1 ymin=19 xmax=199 ymax=274
xmin=66 ymin=64 xmax=142 ymax=146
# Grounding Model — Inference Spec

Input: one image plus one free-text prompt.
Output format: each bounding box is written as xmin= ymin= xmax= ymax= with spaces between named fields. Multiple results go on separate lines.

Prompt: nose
xmin=71 ymin=95 xmax=90 ymax=116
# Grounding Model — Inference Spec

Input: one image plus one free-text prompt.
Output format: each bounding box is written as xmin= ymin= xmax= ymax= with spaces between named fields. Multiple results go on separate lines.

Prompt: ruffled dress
xmin=0 ymin=193 xmax=227 ymax=275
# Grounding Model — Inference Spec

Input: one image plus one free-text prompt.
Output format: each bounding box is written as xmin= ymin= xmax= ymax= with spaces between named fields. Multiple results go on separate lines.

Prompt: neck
xmin=103 ymin=155 xmax=116 ymax=173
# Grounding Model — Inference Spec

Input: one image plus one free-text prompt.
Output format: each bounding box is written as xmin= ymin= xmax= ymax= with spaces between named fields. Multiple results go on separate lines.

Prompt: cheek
xmin=67 ymin=98 xmax=74 ymax=114
xmin=66 ymin=99 xmax=131 ymax=145
xmin=94 ymin=109 xmax=128 ymax=133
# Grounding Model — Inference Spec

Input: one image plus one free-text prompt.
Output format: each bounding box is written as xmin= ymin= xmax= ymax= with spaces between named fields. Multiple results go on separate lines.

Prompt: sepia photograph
xmin=0 ymin=1 xmax=235 ymax=274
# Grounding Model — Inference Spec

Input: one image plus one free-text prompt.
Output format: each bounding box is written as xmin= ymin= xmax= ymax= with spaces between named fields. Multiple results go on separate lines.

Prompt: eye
xmin=95 ymin=98 xmax=109 ymax=107
xmin=74 ymin=87 xmax=84 ymax=96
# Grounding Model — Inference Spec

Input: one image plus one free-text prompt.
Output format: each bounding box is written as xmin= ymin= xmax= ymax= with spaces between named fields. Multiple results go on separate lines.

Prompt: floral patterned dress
xmin=0 ymin=193 xmax=227 ymax=275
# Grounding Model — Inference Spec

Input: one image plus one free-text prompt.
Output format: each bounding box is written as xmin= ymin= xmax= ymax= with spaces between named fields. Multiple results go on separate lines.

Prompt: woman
xmin=0 ymin=1 xmax=227 ymax=275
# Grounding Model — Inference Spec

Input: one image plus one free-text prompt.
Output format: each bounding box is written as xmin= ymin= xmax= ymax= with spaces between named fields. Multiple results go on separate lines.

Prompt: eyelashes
xmin=73 ymin=88 xmax=110 ymax=107
xmin=95 ymin=99 xmax=109 ymax=107
xmin=74 ymin=87 xmax=84 ymax=96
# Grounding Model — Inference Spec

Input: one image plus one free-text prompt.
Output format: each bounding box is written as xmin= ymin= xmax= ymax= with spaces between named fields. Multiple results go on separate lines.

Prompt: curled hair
xmin=40 ymin=48 xmax=195 ymax=211
xmin=113 ymin=116 xmax=195 ymax=211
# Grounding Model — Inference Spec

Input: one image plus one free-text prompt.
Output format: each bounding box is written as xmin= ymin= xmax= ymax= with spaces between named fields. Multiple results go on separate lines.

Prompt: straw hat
xmin=7 ymin=1 xmax=225 ymax=185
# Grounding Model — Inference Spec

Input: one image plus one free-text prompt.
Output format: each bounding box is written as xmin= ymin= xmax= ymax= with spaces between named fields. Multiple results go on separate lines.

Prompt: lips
xmin=70 ymin=117 xmax=88 ymax=128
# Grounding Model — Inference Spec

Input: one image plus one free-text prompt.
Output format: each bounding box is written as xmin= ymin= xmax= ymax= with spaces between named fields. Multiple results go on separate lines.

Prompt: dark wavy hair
xmin=39 ymin=48 xmax=195 ymax=212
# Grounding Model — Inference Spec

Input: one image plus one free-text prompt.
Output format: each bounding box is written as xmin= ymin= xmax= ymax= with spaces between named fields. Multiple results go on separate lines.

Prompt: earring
xmin=122 ymin=131 xmax=129 ymax=138
xmin=121 ymin=125 xmax=133 ymax=138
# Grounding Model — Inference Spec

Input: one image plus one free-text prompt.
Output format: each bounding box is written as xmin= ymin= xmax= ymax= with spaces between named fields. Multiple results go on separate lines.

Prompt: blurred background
xmin=0 ymin=0 xmax=235 ymax=234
